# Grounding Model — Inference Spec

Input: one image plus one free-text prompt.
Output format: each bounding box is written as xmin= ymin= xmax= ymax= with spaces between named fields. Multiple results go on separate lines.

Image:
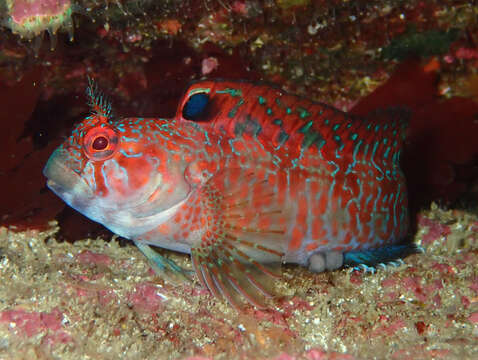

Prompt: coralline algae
xmin=5 ymin=0 xmax=74 ymax=50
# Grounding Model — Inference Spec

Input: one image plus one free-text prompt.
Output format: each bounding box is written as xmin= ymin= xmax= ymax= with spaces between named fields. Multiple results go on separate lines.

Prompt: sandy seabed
xmin=0 ymin=204 xmax=477 ymax=360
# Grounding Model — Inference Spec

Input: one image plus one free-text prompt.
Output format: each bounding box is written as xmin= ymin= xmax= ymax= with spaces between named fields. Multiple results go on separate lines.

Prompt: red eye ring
xmin=83 ymin=125 xmax=119 ymax=161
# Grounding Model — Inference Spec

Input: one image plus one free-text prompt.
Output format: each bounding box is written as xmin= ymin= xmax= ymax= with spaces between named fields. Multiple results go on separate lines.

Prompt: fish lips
xmin=43 ymin=148 xmax=94 ymax=209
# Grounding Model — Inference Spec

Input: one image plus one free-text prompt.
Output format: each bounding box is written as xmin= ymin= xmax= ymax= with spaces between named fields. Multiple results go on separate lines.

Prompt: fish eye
xmin=83 ymin=126 xmax=119 ymax=161
xmin=182 ymin=92 xmax=209 ymax=121
xmin=92 ymin=135 xmax=108 ymax=150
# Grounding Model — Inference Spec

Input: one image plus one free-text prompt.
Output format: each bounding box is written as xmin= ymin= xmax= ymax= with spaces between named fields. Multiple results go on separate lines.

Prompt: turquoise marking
xmin=272 ymin=154 xmax=282 ymax=167
xmin=333 ymin=124 xmax=340 ymax=131
xmin=258 ymin=96 xmax=266 ymax=105
xmin=228 ymin=138 xmax=241 ymax=155
xmin=392 ymin=152 xmax=398 ymax=165
xmin=297 ymin=107 xmax=311 ymax=119
xmin=217 ymin=88 xmax=242 ymax=97
xmin=373 ymin=186 xmax=382 ymax=213
xmin=345 ymin=196 xmax=360 ymax=213
xmin=393 ymin=184 xmax=400 ymax=228
xmin=286 ymin=107 xmax=292 ymax=114
xmin=228 ymin=98 xmax=244 ymax=118
xmin=364 ymin=193 xmax=373 ymax=210
xmin=356 ymin=212 xmax=362 ymax=233
xmin=298 ymin=120 xmax=325 ymax=150
xmin=363 ymin=143 xmax=370 ymax=160
xmin=327 ymin=179 xmax=336 ymax=218
xmin=276 ymin=131 xmax=289 ymax=148
xmin=333 ymin=135 xmax=341 ymax=142
xmin=335 ymin=143 xmax=344 ymax=159
xmin=324 ymin=119 xmax=330 ymax=125
xmin=290 ymin=148 xmax=306 ymax=169
xmin=382 ymin=213 xmax=390 ymax=233
xmin=345 ymin=139 xmax=362 ymax=175
xmin=383 ymin=146 xmax=391 ymax=159
xmin=388 ymin=193 xmax=394 ymax=204
xmin=399 ymin=206 xmax=406 ymax=230
xmin=374 ymin=124 xmax=380 ymax=132
xmin=120 ymin=150 xmax=143 ymax=158
xmin=346 ymin=123 xmax=352 ymax=128
xmin=121 ymin=136 xmax=139 ymax=142
xmin=371 ymin=141 xmax=384 ymax=181
xmin=299 ymin=120 xmax=313 ymax=133
xmin=328 ymin=161 xmax=339 ymax=177
xmin=383 ymin=138 xmax=388 ymax=145
xmin=351 ymin=133 xmax=358 ymax=141
xmin=267 ymin=108 xmax=273 ymax=115
xmin=385 ymin=169 xmax=392 ymax=180
xmin=203 ymin=130 xmax=212 ymax=146
xmin=112 ymin=159 xmax=129 ymax=185
xmin=253 ymin=136 xmax=268 ymax=156
xmin=273 ymin=118 xmax=283 ymax=126
xmin=101 ymin=163 xmax=110 ymax=191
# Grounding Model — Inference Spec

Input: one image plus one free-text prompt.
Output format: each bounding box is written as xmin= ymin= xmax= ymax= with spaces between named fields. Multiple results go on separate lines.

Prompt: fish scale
xmin=43 ymin=78 xmax=418 ymax=309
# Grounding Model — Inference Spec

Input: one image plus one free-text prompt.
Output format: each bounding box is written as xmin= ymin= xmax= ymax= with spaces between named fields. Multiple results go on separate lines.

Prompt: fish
xmin=43 ymin=78 xmax=420 ymax=308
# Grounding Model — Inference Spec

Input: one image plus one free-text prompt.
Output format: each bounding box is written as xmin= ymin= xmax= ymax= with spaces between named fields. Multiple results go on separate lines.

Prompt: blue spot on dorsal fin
xmin=183 ymin=93 xmax=209 ymax=121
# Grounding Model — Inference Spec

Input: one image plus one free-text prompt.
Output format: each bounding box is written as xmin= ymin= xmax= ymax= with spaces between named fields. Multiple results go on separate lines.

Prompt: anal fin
xmin=343 ymin=243 xmax=422 ymax=271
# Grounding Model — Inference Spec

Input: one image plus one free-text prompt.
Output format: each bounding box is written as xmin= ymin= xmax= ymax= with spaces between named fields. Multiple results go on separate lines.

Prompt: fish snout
xmin=43 ymin=148 xmax=93 ymax=200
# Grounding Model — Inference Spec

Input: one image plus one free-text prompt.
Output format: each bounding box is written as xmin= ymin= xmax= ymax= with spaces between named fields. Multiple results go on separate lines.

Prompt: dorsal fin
xmin=356 ymin=107 xmax=410 ymax=167
xmin=86 ymin=76 xmax=114 ymax=121
xmin=176 ymin=80 xmax=409 ymax=170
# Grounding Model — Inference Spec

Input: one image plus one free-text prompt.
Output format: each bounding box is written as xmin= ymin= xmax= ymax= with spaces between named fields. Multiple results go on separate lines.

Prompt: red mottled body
xmin=44 ymin=79 xmax=411 ymax=308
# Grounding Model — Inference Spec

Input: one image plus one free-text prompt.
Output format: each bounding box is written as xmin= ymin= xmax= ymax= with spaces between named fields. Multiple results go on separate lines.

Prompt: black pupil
xmin=92 ymin=136 xmax=108 ymax=150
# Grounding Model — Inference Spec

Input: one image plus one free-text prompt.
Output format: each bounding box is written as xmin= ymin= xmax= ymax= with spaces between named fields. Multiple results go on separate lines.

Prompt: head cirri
xmin=43 ymin=78 xmax=191 ymax=238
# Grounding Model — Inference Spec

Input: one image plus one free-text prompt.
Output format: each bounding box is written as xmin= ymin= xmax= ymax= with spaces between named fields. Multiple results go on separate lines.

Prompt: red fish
xmin=43 ymin=78 xmax=418 ymax=308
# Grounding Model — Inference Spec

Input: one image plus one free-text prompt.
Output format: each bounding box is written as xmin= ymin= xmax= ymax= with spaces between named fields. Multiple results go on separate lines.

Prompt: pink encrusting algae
xmin=0 ymin=203 xmax=477 ymax=358
xmin=5 ymin=0 xmax=74 ymax=50
xmin=0 ymin=308 xmax=72 ymax=345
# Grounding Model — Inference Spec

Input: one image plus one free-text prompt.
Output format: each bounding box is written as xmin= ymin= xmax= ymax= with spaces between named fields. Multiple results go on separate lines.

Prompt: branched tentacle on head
xmin=86 ymin=76 xmax=114 ymax=120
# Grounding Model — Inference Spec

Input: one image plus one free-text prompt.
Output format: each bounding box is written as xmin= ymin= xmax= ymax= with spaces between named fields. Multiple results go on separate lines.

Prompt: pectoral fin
xmin=190 ymin=170 xmax=286 ymax=309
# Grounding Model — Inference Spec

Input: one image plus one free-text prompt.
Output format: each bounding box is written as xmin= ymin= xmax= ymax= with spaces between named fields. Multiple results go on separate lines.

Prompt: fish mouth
xmin=43 ymin=149 xmax=94 ymax=206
